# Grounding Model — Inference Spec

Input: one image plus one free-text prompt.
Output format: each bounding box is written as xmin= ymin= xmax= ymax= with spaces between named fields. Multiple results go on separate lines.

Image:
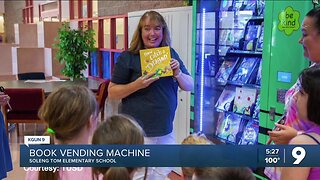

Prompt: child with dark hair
xmin=91 ymin=114 xmax=147 ymax=180
xmin=280 ymin=65 xmax=320 ymax=180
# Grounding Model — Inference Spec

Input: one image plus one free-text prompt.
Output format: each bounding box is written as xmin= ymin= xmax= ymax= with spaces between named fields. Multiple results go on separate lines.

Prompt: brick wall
xmin=98 ymin=0 xmax=186 ymax=16
xmin=4 ymin=0 xmax=24 ymax=43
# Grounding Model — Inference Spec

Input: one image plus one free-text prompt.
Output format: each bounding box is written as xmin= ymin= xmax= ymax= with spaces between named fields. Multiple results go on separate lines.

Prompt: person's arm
xmin=280 ymin=135 xmax=313 ymax=180
xmin=108 ymin=73 xmax=159 ymax=100
xmin=170 ymin=58 xmax=194 ymax=91
xmin=267 ymin=124 xmax=298 ymax=144
xmin=174 ymin=70 xmax=194 ymax=91
xmin=281 ymin=166 xmax=310 ymax=180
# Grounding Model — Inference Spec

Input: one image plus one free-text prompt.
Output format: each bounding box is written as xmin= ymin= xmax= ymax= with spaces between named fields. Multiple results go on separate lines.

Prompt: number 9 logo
xmin=292 ymin=147 xmax=306 ymax=165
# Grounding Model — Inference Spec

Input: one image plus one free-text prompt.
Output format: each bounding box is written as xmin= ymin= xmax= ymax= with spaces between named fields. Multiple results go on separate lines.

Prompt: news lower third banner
xmin=20 ymin=145 xmax=320 ymax=167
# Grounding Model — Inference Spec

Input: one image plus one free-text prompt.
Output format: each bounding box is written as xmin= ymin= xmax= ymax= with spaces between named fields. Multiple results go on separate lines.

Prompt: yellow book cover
xmin=139 ymin=46 xmax=173 ymax=77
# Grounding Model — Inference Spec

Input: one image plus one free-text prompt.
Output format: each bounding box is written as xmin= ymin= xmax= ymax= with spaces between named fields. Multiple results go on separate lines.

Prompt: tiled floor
xmin=6 ymin=123 xmax=46 ymax=180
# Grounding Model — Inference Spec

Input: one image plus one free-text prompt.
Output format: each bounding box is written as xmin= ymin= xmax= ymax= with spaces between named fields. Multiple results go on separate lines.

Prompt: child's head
xmin=38 ymin=85 xmax=98 ymax=180
xmin=39 ymin=85 xmax=98 ymax=143
xmin=92 ymin=114 xmax=145 ymax=180
xmin=181 ymin=133 xmax=213 ymax=145
xmin=181 ymin=133 xmax=213 ymax=179
xmin=192 ymin=167 xmax=255 ymax=180
xmin=295 ymin=65 xmax=320 ymax=124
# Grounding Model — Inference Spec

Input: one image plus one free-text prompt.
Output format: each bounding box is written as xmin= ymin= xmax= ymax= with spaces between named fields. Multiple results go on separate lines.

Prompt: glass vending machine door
xmin=194 ymin=0 xmax=265 ymax=145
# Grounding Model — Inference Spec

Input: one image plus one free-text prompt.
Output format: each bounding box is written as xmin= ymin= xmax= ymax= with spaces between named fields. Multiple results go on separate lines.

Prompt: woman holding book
xmin=265 ymin=7 xmax=320 ymax=180
xmin=108 ymin=10 xmax=193 ymax=179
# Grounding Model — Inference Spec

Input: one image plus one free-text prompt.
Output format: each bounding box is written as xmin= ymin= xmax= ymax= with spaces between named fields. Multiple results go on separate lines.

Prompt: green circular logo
xmin=278 ymin=6 xmax=300 ymax=36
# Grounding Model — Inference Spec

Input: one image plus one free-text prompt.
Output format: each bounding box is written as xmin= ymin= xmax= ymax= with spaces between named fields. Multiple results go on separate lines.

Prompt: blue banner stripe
xmin=20 ymin=145 xmax=320 ymax=167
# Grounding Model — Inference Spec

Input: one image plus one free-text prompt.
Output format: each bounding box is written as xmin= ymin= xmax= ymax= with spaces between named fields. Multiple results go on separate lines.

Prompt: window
xmin=92 ymin=0 xmax=98 ymax=17
xmin=69 ymin=0 xmax=128 ymax=80
xmin=116 ymin=18 xmax=124 ymax=50
xmin=82 ymin=0 xmax=88 ymax=18
xmin=103 ymin=19 xmax=110 ymax=49
xmin=92 ymin=20 xmax=99 ymax=48
xmin=39 ymin=0 xmax=61 ymax=22
xmin=23 ymin=0 xmax=33 ymax=23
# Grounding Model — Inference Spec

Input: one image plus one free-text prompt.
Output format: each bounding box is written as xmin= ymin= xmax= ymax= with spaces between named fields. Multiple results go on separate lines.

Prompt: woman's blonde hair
xmin=92 ymin=114 xmax=146 ymax=180
xmin=128 ymin=10 xmax=171 ymax=54
xmin=38 ymin=85 xmax=98 ymax=180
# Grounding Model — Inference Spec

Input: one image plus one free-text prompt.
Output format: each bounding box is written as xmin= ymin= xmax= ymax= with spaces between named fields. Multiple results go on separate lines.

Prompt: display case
xmin=193 ymin=0 xmax=265 ymax=145
xmin=191 ymin=1 xmax=314 ymax=178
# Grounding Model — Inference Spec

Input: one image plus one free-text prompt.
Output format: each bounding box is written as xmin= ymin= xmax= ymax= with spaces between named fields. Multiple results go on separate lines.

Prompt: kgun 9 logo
xmin=292 ymin=147 xmax=306 ymax=165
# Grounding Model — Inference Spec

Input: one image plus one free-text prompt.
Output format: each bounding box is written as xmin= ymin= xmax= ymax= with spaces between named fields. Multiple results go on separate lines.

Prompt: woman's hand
xmin=267 ymin=124 xmax=298 ymax=144
xmin=134 ymin=72 xmax=159 ymax=90
xmin=170 ymin=58 xmax=181 ymax=77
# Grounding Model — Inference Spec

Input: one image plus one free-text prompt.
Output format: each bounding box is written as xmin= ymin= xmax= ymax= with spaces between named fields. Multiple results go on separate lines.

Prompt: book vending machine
xmin=191 ymin=0 xmax=314 ymax=145
xmin=192 ymin=0 xmax=265 ymax=146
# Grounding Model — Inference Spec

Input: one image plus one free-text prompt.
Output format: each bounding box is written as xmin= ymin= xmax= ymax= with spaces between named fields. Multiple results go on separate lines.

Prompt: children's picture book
xmin=253 ymin=94 xmax=260 ymax=119
xmin=244 ymin=0 xmax=258 ymax=10
xmin=231 ymin=57 xmax=258 ymax=83
xmin=255 ymin=60 xmax=262 ymax=85
xmin=242 ymin=24 xmax=261 ymax=51
xmin=256 ymin=23 xmax=264 ymax=52
xmin=216 ymin=113 xmax=242 ymax=143
xmin=215 ymin=57 xmax=239 ymax=82
xmin=234 ymin=0 xmax=247 ymax=10
xmin=245 ymin=24 xmax=261 ymax=41
xmin=220 ymin=0 xmax=234 ymax=11
xmin=239 ymin=120 xmax=259 ymax=145
xmin=215 ymin=86 xmax=236 ymax=111
xmin=139 ymin=46 xmax=173 ymax=77
xmin=233 ymin=87 xmax=257 ymax=116
xmin=243 ymin=40 xmax=255 ymax=51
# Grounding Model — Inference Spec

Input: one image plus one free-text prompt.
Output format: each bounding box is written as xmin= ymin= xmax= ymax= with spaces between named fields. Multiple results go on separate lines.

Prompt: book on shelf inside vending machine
xmin=243 ymin=20 xmax=262 ymax=51
xmin=215 ymin=57 xmax=239 ymax=82
xmin=215 ymin=85 xmax=236 ymax=111
xmin=238 ymin=120 xmax=259 ymax=145
xmin=230 ymin=57 xmax=259 ymax=84
xmin=216 ymin=113 xmax=242 ymax=143
xmin=233 ymin=87 xmax=257 ymax=116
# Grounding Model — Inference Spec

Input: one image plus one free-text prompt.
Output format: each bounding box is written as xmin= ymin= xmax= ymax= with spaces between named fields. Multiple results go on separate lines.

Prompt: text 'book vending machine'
xmin=191 ymin=0 xmax=314 ymax=178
